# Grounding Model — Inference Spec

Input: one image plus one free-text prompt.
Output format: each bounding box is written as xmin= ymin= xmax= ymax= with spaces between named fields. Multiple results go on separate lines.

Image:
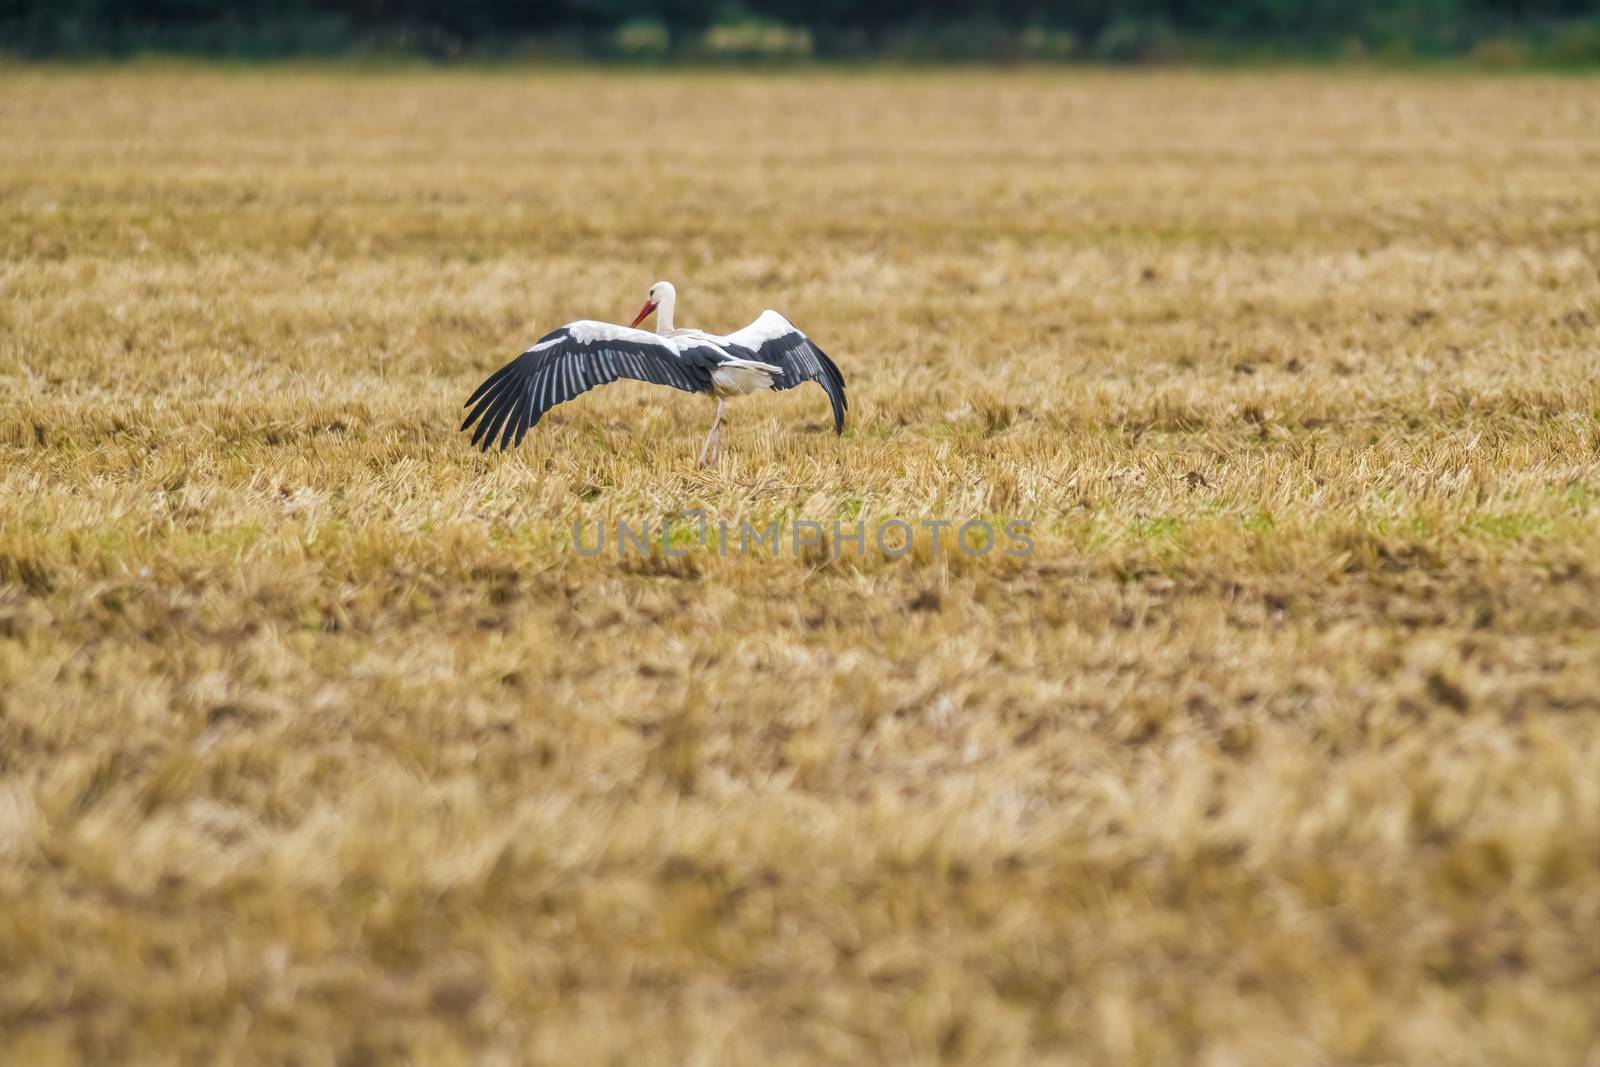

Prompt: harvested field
xmin=2 ymin=67 xmax=1600 ymax=1065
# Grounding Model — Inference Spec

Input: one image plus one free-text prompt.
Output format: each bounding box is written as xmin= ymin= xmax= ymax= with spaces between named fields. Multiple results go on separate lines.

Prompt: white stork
xmin=461 ymin=281 xmax=847 ymax=466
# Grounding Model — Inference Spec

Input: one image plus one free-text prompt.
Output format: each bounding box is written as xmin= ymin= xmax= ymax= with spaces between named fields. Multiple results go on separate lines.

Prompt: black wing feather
xmin=463 ymin=359 xmax=520 ymax=409
xmin=460 ymin=325 xmax=723 ymax=453
xmin=739 ymin=317 xmax=848 ymax=434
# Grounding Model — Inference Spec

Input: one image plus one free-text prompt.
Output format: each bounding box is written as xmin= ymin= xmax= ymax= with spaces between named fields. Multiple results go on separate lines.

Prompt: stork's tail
xmin=712 ymin=358 xmax=784 ymax=396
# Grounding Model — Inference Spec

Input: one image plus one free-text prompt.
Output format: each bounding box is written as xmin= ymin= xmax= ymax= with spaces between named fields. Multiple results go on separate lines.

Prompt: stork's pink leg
xmin=698 ymin=398 xmax=725 ymax=468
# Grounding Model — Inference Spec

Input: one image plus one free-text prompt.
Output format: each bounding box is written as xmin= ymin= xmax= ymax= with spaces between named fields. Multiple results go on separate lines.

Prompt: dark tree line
xmin=4 ymin=0 xmax=1599 ymax=58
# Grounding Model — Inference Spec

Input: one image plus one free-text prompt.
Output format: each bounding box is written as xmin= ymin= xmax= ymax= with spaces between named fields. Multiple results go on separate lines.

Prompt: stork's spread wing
xmin=724 ymin=311 xmax=847 ymax=434
xmin=460 ymin=321 xmax=726 ymax=452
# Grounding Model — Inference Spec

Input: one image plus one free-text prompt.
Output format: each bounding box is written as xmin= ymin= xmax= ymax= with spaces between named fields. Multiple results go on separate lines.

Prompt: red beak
xmin=629 ymin=301 xmax=658 ymax=329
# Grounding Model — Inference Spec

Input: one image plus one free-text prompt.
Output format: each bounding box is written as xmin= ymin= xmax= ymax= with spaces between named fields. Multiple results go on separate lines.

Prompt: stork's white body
xmin=646 ymin=284 xmax=782 ymax=463
xmin=651 ymin=294 xmax=781 ymax=399
xmin=709 ymin=358 xmax=784 ymax=398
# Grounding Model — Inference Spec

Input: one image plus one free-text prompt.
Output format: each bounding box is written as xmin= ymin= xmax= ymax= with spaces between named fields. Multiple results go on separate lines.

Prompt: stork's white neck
xmin=653 ymin=288 xmax=677 ymax=333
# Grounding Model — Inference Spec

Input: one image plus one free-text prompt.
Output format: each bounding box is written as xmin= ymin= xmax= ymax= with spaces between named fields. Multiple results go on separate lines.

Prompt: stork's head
xmin=630 ymin=280 xmax=675 ymax=328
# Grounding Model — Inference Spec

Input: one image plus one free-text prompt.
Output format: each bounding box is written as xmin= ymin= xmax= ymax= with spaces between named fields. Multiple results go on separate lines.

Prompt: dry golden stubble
xmin=1 ymin=68 xmax=1599 ymax=1066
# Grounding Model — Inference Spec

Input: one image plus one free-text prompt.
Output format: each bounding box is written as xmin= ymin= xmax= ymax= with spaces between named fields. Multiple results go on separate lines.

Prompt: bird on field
xmin=460 ymin=281 xmax=847 ymax=467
